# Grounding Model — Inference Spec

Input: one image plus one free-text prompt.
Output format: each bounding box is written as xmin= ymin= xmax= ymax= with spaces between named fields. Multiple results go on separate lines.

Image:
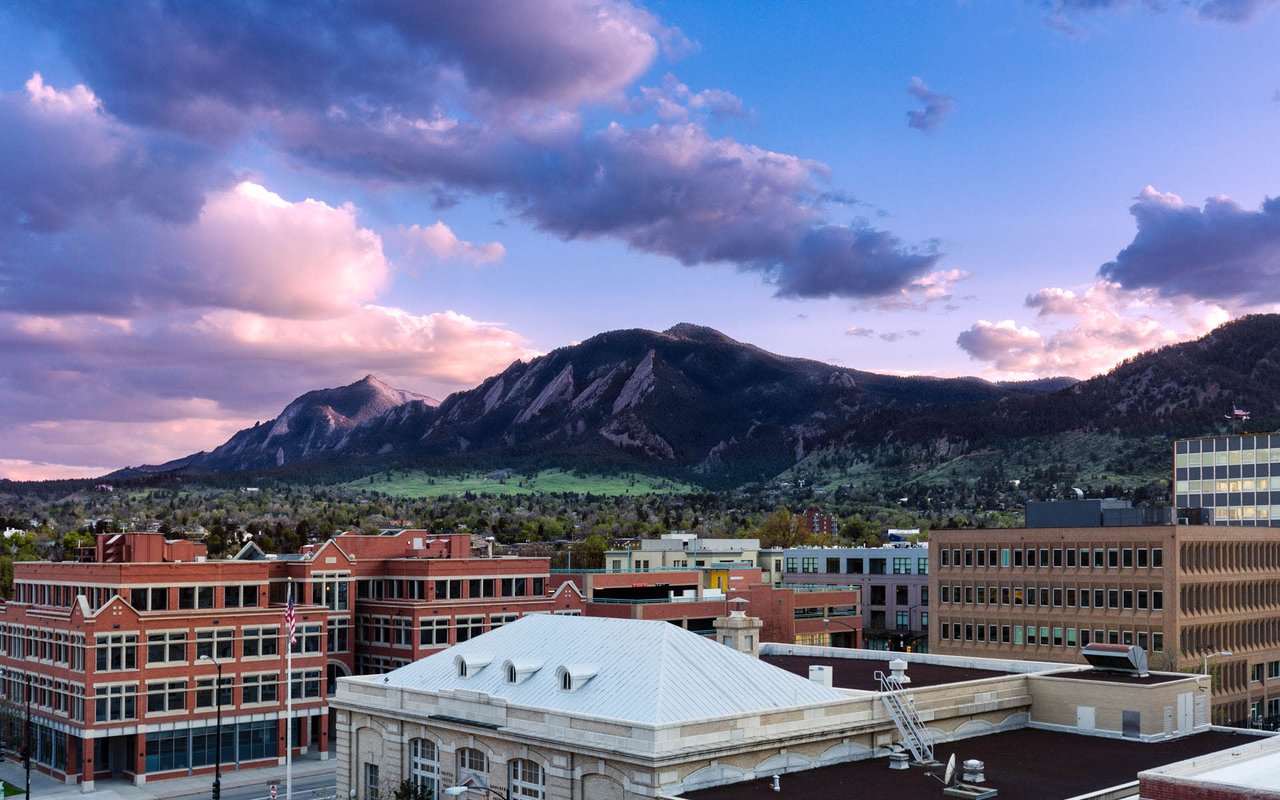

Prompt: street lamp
xmin=823 ymin=616 xmax=859 ymax=648
xmin=445 ymin=786 xmax=509 ymax=799
xmin=198 ymin=654 xmax=224 ymax=800
xmin=1202 ymin=648 xmax=1232 ymax=675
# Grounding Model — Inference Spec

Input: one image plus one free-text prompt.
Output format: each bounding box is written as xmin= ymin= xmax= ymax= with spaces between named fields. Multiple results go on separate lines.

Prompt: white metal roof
xmin=378 ymin=614 xmax=848 ymax=725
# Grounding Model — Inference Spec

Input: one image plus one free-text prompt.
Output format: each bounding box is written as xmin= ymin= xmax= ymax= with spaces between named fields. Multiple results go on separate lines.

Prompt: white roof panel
xmin=380 ymin=614 xmax=847 ymax=725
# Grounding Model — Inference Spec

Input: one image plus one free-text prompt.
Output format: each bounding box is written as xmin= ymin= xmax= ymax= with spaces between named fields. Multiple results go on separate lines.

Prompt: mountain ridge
xmin=115 ymin=316 xmax=1280 ymax=486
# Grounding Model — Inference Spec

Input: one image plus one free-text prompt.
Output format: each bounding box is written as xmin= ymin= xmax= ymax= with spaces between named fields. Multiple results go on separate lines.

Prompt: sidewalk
xmin=0 ymin=753 xmax=336 ymax=800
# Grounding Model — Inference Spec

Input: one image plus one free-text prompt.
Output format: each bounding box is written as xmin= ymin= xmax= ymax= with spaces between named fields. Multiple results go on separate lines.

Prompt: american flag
xmin=285 ymin=583 xmax=297 ymax=645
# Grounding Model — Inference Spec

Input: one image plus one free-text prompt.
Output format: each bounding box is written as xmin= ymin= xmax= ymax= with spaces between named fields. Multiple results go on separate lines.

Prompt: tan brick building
xmin=929 ymin=524 xmax=1280 ymax=727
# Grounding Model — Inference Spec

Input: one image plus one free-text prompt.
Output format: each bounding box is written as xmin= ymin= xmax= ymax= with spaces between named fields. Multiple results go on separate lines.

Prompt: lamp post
xmin=1202 ymin=648 xmax=1232 ymax=675
xmin=822 ymin=615 xmax=859 ymax=648
xmin=199 ymin=654 xmax=223 ymax=800
xmin=24 ymin=673 xmax=31 ymax=800
xmin=444 ymin=786 xmax=509 ymax=799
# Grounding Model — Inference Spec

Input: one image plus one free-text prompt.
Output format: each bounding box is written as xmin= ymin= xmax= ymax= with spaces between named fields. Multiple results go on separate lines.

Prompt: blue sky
xmin=1 ymin=0 xmax=1277 ymax=479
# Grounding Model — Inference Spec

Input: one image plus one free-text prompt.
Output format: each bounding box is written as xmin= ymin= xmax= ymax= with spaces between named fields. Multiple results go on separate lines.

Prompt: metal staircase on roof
xmin=875 ymin=669 xmax=936 ymax=764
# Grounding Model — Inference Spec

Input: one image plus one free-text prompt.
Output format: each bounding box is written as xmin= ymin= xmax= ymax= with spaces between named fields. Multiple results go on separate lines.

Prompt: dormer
xmin=502 ymin=658 xmax=544 ymax=684
xmin=555 ymin=664 xmax=599 ymax=692
xmin=454 ymin=652 xmax=493 ymax=678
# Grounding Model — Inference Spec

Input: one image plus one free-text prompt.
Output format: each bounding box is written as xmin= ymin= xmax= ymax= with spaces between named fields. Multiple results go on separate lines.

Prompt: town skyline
xmin=2 ymin=1 xmax=1278 ymax=479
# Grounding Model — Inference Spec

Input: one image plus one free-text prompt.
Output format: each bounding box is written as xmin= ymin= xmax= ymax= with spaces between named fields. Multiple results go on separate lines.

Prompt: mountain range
xmin=121 ymin=315 xmax=1280 ymax=487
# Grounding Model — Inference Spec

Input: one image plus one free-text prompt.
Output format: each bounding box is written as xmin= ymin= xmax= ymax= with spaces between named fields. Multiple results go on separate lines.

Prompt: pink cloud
xmin=400 ymin=221 xmax=506 ymax=265
xmin=958 ymin=281 xmax=1230 ymax=377
xmin=0 ymin=306 xmax=538 ymax=475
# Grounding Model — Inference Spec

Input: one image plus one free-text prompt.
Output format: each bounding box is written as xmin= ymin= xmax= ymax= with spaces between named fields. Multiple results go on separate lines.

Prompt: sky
xmin=1 ymin=0 xmax=1278 ymax=480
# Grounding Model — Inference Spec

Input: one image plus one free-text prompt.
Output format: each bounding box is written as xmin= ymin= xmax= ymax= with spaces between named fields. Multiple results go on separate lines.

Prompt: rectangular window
xmin=1013 ymin=625 xmax=1023 ymax=645
xmin=1122 ymin=549 xmax=1134 ymax=568
xmin=1013 ymin=549 xmax=1024 ymax=567
xmin=802 ymin=557 xmax=818 ymax=573
xmin=1122 ymin=590 xmax=1134 ymax=610
xmin=976 ymin=549 xmax=986 ymax=567
xmin=1152 ymin=591 xmax=1163 ymax=610
xmin=455 ymin=616 xmax=485 ymax=643
xmin=1039 ymin=549 xmax=1050 ymax=567
xmin=195 ymin=676 xmax=232 ymax=709
xmin=146 ymin=680 xmax=186 ymax=714
xmin=1026 ymin=627 xmax=1037 ymax=645
xmin=289 ymin=669 xmax=321 ymax=700
xmin=1080 ymin=548 xmax=1090 ymax=568
xmin=146 ymin=632 xmax=185 ymax=665
xmin=1108 ymin=549 xmax=1119 ymax=568
xmin=1093 ymin=589 xmax=1105 ymax=608
xmin=95 ymin=634 xmax=137 ymax=672
xmin=785 ymin=557 xmax=797 ymax=573
xmin=290 ymin=624 xmax=322 ymax=655
xmin=1053 ymin=549 xmax=1063 ymax=568
xmin=243 ymin=627 xmax=279 ymax=658
xmin=892 ymin=557 xmax=911 ymax=575
xmin=1000 ymin=548 xmax=1010 ymax=567
xmin=327 ymin=619 xmax=349 ymax=654
xmin=242 ymin=673 xmax=278 ymax=704
xmin=1152 ymin=548 xmax=1163 ymax=568
xmin=1136 ymin=549 xmax=1149 ymax=568
xmin=94 ymin=685 xmax=137 ymax=722
xmin=196 ymin=629 xmax=233 ymax=661
xmin=1107 ymin=590 xmax=1119 ymax=609
xmin=1053 ymin=627 xmax=1063 ymax=646
xmin=940 ymin=586 xmax=951 ymax=604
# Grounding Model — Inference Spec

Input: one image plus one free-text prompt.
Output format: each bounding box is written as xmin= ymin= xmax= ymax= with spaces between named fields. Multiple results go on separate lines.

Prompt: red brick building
xmin=802 ymin=507 xmax=839 ymax=536
xmin=0 ymin=529 xmax=582 ymax=789
xmin=554 ymin=566 xmax=861 ymax=647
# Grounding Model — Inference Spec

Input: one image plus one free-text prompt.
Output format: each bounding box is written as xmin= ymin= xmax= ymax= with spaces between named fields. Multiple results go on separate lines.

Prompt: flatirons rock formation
xmin=126 ymin=315 xmax=1280 ymax=482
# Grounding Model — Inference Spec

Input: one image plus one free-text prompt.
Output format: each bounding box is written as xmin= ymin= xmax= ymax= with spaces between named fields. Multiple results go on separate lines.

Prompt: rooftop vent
xmin=555 ymin=663 xmax=598 ymax=692
xmin=1081 ymin=643 xmax=1149 ymax=677
xmin=454 ymin=652 xmax=493 ymax=678
xmin=502 ymin=658 xmax=544 ymax=684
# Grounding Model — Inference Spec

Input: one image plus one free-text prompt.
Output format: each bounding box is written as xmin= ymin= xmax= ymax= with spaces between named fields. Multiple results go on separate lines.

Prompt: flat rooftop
xmin=761 ymin=654 xmax=1010 ymax=691
xmin=1041 ymin=668 xmax=1187 ymax=686
xmin=683 ymin=729 xmax=1262 ymax=800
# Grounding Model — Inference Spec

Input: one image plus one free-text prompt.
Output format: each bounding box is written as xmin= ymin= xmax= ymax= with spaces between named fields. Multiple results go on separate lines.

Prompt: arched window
xmin=508 ymin=758 xmax=545 ymax=800
xmin=507 ymin=663 xmax=517 ymax=683
xmin=408 ymin=739 xmax=438 ymax=796
xmin=560 ymin=671 xmax=572 ymax=691
xmin=457 ymin=747 xmax=488 ymax=784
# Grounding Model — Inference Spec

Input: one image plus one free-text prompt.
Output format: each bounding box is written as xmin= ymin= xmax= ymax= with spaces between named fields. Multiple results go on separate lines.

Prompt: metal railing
xmin=875 ymin=669 xmax=934 ymax=763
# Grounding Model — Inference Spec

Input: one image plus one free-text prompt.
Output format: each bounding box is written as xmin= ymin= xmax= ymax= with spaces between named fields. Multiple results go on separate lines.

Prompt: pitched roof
xmin=378 ymin=614 xmax=848 ymax=726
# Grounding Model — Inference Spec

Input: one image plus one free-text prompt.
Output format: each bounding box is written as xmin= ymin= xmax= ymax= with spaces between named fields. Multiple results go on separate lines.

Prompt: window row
xmin=384 ymin=740 xmax=545 ymax=800
xmin=938 ymin=584 xmax=1164 ymax=612
xmin=939 ymin=545 xmax=1163 ymax=570
xmin=784 ymin=555 xmax=929 ymax=576
xmin=356 ymin=576 xmax=545 ymax=602
xmin=0 ymin=626 xmax=85 ymax=668
xmin=938 ymin=620 xmax=1164 ymax=652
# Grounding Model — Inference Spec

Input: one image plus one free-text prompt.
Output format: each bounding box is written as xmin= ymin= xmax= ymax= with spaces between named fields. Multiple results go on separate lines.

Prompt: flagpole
xmin=286 ymin=578 xmax=294 ymax=800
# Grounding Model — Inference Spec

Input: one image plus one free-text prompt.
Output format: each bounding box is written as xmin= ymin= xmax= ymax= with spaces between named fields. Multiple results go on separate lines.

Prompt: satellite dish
xmin=943 ymin=753 xmax=957 ymax=787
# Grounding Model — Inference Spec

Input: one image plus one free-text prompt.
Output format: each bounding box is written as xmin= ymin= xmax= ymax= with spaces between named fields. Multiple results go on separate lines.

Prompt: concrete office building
xmin=1175 ymin=433 xmax=1280 ymax=527
xmin=780 ymin=544 xmax=928 ymax=651
xmin=929 ymin=524 xmax=1280 ymax=727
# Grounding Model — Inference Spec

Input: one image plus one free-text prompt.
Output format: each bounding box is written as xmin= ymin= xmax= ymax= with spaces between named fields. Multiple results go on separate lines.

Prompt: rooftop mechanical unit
xmin=1080 ymin=643 xmax=1149 ymax=677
